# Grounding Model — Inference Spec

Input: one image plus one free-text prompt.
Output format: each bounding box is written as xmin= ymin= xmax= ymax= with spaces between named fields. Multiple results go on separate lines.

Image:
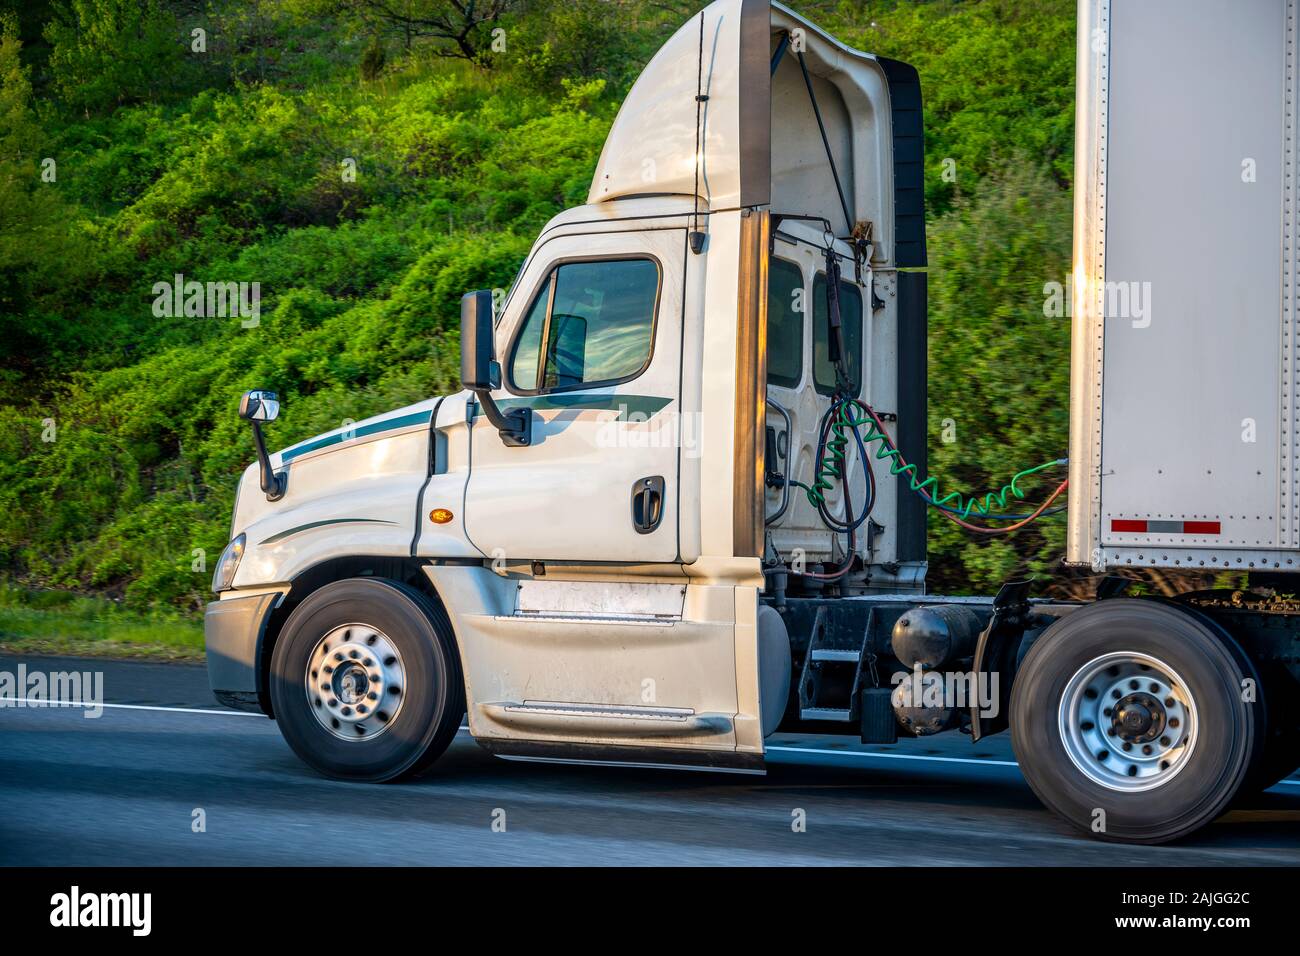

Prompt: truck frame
xmin=204 ymin=0 xmax=1300 ymax=844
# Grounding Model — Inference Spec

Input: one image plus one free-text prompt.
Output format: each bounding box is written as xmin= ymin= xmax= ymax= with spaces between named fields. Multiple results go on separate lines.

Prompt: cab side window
xmin=509 ymin=258 xmax=660 ymax=393
xmin=812 ymin=272 xmax=864 ymax=396
xmin=767 ymin=258 xmax=804 ymax=389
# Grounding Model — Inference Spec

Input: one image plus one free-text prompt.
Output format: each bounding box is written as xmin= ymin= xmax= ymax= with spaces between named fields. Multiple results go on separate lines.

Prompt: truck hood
xmin=227 ymin=392 xmax=476 ymax=587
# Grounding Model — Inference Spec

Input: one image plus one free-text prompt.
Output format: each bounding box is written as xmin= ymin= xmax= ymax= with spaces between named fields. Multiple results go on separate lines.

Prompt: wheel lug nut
xmin=1160 ymin=736 xmax=1170 ymax=746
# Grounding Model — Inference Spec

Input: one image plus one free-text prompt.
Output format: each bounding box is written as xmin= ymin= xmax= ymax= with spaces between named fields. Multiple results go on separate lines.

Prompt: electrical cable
xmin=803 ymin=395 xmax=1068 ymax=535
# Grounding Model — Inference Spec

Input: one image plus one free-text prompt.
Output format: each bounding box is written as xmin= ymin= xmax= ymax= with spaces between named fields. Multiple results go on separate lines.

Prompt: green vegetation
xmin=0 ymin=581 xmax=203 ymax=658
xmin=0 ymin=0 xmax=1079 ymax=655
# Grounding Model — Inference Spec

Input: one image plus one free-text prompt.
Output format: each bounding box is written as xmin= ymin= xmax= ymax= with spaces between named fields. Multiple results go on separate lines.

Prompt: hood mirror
xmin=239 ymin=389 xmax=287 ymax=501
xmin=239 ymin=389 xmax=280 ymax=423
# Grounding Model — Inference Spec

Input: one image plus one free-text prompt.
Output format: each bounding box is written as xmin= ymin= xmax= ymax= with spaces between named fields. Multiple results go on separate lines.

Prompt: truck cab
xmin=207 ymin=0 xmax=920 ymax=769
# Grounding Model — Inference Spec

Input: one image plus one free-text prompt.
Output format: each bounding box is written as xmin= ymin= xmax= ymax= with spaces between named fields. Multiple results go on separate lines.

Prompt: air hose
xmin=801 ymin=395 xmax=1068 ymax=537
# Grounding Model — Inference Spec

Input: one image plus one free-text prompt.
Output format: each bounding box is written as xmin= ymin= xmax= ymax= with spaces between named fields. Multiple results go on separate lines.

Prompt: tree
xmin=43 ymin=0 xmax=182 ymax=112
xmin=0 ymin=12 xmax=51 ymax=327
xmin=0 ymin=12 xmax=97 ymax=369
xmin=329 ymin=0 xmax=521 ymax=61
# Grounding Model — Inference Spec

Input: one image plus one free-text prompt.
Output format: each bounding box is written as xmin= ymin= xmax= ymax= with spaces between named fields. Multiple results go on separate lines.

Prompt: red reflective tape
xmin=1111 ymin=519 xmax=1147 ymax=533
xmin=1181 ymin=521 xmax=1221 ymax=535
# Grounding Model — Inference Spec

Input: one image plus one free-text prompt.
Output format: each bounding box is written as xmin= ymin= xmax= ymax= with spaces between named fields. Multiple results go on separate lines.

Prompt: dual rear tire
xmin=1011 ymin=599 xmax=1261 ymax=844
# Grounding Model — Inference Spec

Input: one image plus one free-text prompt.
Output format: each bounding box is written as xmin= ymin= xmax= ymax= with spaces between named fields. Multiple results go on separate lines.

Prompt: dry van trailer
xmin=204 ymin=0 xmax=1300 ymax=845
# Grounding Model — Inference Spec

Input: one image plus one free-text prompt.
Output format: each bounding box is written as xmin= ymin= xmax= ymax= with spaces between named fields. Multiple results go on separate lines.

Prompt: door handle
xmin=631 ymin=476 xmax=665 ymax=534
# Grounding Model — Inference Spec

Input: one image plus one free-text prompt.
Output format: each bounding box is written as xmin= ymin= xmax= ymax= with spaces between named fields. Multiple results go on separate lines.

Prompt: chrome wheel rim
xmin=305 ymin=624 xmax=406 ymax=741
xmin=1058 ymin=651 xmax=1198 ymax=792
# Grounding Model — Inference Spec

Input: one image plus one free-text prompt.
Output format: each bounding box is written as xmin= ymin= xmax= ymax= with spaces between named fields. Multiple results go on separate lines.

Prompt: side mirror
xmin=460 ymin=290 xmax=499 ymax=391
xmin=459 ymin=290 xmax=531 ymax=447
xmin=238 ymin=389 xmax=280 ymax=423
xmin=238 ymin=389 xmax=286 ymax=501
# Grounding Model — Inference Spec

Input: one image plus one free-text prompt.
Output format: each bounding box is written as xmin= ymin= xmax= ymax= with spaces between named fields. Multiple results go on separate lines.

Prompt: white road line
xmin=7 ymin=703 xmax=1298 ymax=787
xmin=4 ymin=698 xmax=476 ymax=732
xmin=6 ymin=698 xmax=266 ymax=717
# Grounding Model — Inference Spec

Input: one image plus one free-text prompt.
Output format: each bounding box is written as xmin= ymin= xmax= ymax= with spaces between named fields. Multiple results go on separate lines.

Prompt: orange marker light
xmin=429 ymin=508 xmax=454 ymax=524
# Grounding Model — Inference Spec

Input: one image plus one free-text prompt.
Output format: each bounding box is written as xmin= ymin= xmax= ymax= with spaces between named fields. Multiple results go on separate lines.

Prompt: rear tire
xmin=269 ymin=577 xmax=465 ymax=782
xmin=1010 ymin=599 xmax=1258 ymax=844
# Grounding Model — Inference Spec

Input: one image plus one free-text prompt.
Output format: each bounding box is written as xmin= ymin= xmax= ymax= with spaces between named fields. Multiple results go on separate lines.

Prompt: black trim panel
xmin=876 ymin=57 xmax=927 ymax=268
xmin=476 ymin=737 xmax=767 ymax=774
xmin=895 ymin=271 xmax=927 ymax=562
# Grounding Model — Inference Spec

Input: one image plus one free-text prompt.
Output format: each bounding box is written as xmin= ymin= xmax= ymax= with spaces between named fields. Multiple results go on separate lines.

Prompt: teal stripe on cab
xmin=280 ymin=410 xmax=433 ymax=464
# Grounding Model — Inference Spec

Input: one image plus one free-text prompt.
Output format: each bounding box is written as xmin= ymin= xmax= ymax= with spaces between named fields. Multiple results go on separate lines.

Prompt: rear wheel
xmin=1011 ymin=599 xmax=1259 ymax=844
xmin=269 ymin=577 xmax=464 ymax=782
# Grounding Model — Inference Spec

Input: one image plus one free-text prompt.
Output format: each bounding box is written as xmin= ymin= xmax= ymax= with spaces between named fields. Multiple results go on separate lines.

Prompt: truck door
xmin=463 ymin=227 xmax=684 ymax=564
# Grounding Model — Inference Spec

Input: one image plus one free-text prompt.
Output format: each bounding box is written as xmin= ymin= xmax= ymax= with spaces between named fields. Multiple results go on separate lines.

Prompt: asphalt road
xmin=2 ymin=653 xmax=1298 ymax=866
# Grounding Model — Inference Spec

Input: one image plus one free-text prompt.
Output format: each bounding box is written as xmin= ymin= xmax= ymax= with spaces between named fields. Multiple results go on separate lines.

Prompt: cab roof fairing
xmin=585 ymin=0 xmax=902 ymax=267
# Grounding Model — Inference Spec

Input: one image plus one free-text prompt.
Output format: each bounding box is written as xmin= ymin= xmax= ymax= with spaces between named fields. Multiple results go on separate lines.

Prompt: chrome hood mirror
xmin=238 ymin=389 xmax=286 ymax=501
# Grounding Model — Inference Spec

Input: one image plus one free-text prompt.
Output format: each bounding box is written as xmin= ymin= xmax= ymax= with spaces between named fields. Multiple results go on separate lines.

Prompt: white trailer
xmin=205 ymin=0 xmax=1300 ymax=844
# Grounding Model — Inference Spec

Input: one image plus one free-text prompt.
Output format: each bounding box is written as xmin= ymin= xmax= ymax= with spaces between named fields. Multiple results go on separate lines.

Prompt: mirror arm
xmin=471 ymin=389 xmax=531 ymax=447
xmin=250 ymin=421 xmax=287 ymax=500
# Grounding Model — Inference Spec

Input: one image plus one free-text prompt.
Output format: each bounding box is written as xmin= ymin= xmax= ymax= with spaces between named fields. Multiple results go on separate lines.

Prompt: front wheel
xmin=1010 ymin=599 xmax=1259 ymax=844
xmin=269 ymin=577 xmax=465 ymax=782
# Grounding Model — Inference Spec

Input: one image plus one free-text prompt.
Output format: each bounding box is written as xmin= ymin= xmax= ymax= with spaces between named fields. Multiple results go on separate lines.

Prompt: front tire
xmin=269 ymin=577 xmax=465 ymax=782
xmin=1010 ymin=599 xmax=1258 ymax=844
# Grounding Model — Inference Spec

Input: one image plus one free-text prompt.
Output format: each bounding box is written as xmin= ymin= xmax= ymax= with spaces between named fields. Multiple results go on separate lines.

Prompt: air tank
xmin=890 ymin=605 xmax=981 ymax=671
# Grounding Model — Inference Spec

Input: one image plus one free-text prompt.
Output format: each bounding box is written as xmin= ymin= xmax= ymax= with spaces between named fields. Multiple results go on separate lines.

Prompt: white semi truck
xmin=205 ymin=0 xmax=1300 ymax=844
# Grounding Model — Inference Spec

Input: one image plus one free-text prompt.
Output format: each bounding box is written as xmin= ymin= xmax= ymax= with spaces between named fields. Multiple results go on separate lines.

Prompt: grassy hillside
xmin=0 ymin=0 xmax=1079 ymax=650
